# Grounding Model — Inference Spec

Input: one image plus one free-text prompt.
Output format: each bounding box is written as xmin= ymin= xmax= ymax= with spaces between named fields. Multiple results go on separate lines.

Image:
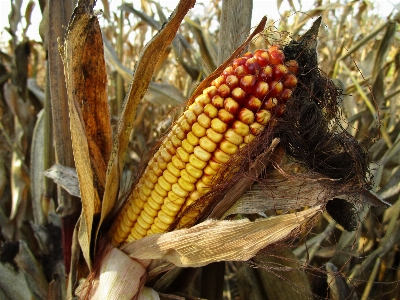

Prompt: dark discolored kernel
xmin=278 ymin=88 xmax=293 ymax=103
xmin=285 ymin=60 xmax=299 ymax=75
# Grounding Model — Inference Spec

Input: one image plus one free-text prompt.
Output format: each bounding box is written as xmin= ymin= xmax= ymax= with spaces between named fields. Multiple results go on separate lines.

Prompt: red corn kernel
xmin=254 ymin=49 xmax=270 ymax=67
xmin=273 ymin=64 xmax=289 ymax=81
xmin=218 ymin=109 xmax=235 ymax=124
xmin=268 ymin=45 xmax=281 ymax=52
xmin=233 ymin=57 xmax=247 ymax=69
xmin=226 ymin=75 xmax=239 ymax=89
xmin=243 ymin=52 xmax=254 ymax=59
xmin=234 ymin=65 xmax=248 ymax=78
xmin=212 ymin=95 xmax=224 ymax=108
xmin=279 ymin=88 xmax=293 ymax=103
xmin=250 ymin=122 xmax=264 ymax=135
xmin=224 ymin=97 xmax=240 ymax=114
xmin=285 ymin=60 xmax=299 ymax=75
xmin=262 ymin=97 xmax=278 ymax=110
xmin=269 ymin=81 xmax=283 ymax=97
xmin=255 ymin=110 xmax=271 ymax=125
xmin=274 ymin=104 xmax=286 ymax=117
xmin=244 ymin=96 xmax=262 ymax=112
xmin=245 ymin=57 xmax=260 ymax=75
xmin=223 ymin=66 xmax=234 ymax=76
xmin=253 ymin=81 xmax=269 ymax=99
xmin=238 ymin=108 xmax=255 ymax=125
xmin=258 ymin=65 xmax=273 ymax=82
xmin=282 ymin=74 xmax=298 ymax=88
xmin=268 ymin=48 xmax=285 ymax=65
xmin=211 ymin=76 xmax=225 ymax=88
xmin=231 ymin=87 xmax=247 ymax=103
xmin=240 ymin=75 xmax=257 ymax=94
xmin=218 ymin=84 xmax=231 ymax=98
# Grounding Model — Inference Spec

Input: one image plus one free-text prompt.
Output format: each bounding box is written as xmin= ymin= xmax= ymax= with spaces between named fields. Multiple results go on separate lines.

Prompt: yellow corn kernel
xmin=204 ymin=104 xmax=218 ymax=118
xmin=189 ymin=154 xmax=208 ymax=169
xmin=199 ymin=136 xmax=217 ymax=153
xmin=206 ymin=128 xmax=223 ymax=143
xmin=186 ymin=163 xmax=203 ymax=179
xmin=211 ymin=118 xmax=227 ymax=133
xmin=163 ymin=169 xmax=178 ymax=184
xmin=182 ymin=139 xmax=195 ymax=153
xmin=192 ymin=122 xmax=207 ymax=137
xmin=187 ymin=131 xmax=199 ymax=146
xmin=194 ymin=146 xmax=212 ymax=162
xmin=178 ymin=177 xmax=195 ymax=192
xmin=214 ymin=149 xmax=231 ymax=163
xmin=197 ymin=113 xmax=211 ymax=128
xmin=111 ymin=47 xmax=299 ymax=245
xmin=180 ymin=169 xmax=197 ymax=184
xmin=167 ymin=162 xmax=181 ymax=177
xmin=176 ymin=147 xmax=190 ymax=162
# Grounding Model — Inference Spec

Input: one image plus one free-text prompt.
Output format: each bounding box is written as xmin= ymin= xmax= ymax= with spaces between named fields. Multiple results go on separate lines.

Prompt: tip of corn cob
xmin=110 ymin=45 xmax=300 ymax=246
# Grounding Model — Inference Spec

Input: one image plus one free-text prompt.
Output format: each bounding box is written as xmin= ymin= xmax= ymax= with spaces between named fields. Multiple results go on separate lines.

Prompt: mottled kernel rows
xmin=110 ymin=46 xmax=299 ymax=245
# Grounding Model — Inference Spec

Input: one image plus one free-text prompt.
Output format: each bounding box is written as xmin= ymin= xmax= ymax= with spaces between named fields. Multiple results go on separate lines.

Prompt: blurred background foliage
xmin=0 ymin=0 xmax=399 ymax=299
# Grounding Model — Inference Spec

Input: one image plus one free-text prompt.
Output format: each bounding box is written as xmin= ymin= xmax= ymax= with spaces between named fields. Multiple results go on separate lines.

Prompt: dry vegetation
xmin=0 ymin=0 xmax=399 ymax=299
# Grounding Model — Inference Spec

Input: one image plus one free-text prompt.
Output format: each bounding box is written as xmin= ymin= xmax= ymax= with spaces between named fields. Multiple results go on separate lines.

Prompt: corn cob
xmin=110 ymin=46 xmax=299 ymax=245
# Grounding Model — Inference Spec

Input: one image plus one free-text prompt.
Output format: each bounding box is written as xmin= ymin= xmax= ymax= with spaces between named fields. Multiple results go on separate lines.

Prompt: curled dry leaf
xmin=43 ymin=164 xmax=80 ymax=198
xmin=121 ymin=206 xmax=322 ymax=268
xmin=63 ymin=0 xmax=112 ymax=268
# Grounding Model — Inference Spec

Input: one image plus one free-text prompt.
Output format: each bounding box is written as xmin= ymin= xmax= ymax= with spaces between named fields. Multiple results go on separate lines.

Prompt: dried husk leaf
xmin=63 ymin=0 xmax=112 ymax=268
xmin=121 ymin=206 xmax=321 ymax=268
xmin=76 ymin=248 xmax=153 ymax=300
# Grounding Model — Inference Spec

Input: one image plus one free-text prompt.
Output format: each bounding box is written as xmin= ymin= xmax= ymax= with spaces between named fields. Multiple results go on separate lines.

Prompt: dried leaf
xmin=76 ymin=248 xmax=151 ymax=300
xmin=254 ymin=250 xmax=313 ymax=300
xmin=0 ymin=261 xmax=32 ymax=300
xmin=30 ymin=109 xmax=46 ymax=225
xmin=63 ymin=0 xmax=113 ymax=268
xmin=14 ymin=240 xmax=48 ymax=299
xmin=43 ymin=164 xmax=80 ymax=198
xmin=122 ymin=206 xmax=322 ymax=268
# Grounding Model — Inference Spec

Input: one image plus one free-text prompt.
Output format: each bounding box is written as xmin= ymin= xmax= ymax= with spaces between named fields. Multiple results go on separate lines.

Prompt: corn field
xmin=0 ymin=0 xmax=399 ymax=299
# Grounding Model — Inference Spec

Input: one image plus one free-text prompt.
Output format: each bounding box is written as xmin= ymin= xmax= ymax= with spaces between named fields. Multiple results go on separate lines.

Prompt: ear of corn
xmin=110 ymin=46 xmax=299 ymax=245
